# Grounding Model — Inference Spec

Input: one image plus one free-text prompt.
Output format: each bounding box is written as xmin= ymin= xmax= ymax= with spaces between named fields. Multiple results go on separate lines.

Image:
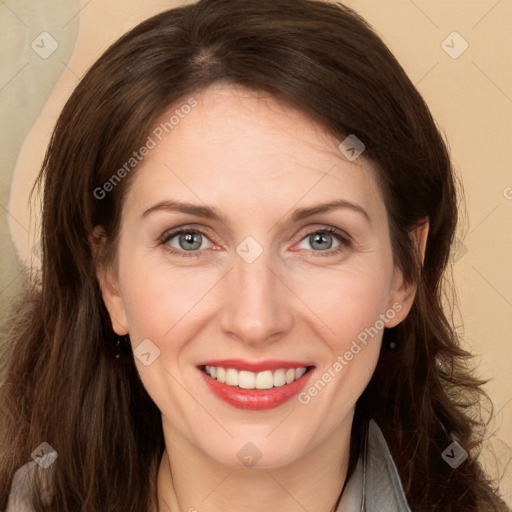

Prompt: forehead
xmin=123 ymin=84 xmax=385 ymax=222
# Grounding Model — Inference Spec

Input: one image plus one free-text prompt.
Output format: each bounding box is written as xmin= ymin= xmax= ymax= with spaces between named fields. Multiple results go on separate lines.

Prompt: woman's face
xmin=99 ymin=84 xmax=414 ymax=468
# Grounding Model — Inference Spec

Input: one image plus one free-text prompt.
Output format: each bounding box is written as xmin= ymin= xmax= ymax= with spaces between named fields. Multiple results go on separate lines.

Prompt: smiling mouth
xmin=197 ymin=359 xmax=315 ymax=410
xmin=201 ymin=365 xmax=312 ymax=390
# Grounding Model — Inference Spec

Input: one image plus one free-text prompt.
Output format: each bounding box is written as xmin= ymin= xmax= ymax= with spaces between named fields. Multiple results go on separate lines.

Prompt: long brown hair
xmin=0 ymin=0 xmax=508 ymax=510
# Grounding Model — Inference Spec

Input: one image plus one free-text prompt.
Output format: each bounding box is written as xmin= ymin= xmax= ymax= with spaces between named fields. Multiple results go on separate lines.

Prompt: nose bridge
xmin=219 ymin=246 xmax=293 ymax=344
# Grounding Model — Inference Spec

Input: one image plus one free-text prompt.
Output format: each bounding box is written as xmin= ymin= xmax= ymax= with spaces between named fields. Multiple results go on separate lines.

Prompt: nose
xmin=219 ymin=251 xmax=294 ymax=347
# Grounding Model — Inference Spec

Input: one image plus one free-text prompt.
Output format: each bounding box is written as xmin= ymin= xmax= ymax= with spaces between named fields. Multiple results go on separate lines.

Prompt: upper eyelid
xmin=161 ymin=223 xmax=215 ymax=240
xmin=293 ymin=227 xmax=351 ymax=250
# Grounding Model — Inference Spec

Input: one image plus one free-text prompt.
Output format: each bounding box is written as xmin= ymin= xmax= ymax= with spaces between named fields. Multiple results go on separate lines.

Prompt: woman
xmin=0 ymin=0 xmax=509 ymax=510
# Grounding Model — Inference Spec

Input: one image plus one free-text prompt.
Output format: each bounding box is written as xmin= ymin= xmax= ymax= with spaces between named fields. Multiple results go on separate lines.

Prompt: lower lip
xmin=199 ymin=368 xmax=314 ymax=410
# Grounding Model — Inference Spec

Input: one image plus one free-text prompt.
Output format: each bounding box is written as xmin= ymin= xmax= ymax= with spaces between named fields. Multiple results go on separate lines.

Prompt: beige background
xmin=1 ymin=0 xmax=511 ymax=503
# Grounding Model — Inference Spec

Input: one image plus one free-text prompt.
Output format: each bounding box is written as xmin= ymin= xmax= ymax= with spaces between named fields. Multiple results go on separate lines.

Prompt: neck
xmin=157 ymin=414 xmax=353 ymax=512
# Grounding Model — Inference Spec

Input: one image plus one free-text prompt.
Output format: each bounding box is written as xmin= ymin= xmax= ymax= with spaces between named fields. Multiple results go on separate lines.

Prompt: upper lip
xmin=197 ymin=359 xmax=314 ymax=372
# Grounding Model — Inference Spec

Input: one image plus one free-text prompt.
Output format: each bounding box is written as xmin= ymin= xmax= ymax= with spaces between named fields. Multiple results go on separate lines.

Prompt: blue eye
xmin=297 ymin=230 xmax=341 ymax=252
xmin=160 ymin=226 xmax=350 ymax=258
xmin=162 ymin=229 xmax=213 ymax=256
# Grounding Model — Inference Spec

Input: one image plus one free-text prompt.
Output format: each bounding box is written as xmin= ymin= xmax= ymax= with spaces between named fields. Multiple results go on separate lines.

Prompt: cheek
xmin=290 ymin=255 xmax=393 ymax=407
xmin=119 ymin=256 xmax=216 ymax=344
xmin=116 ymin=261 xmax=211 ymax=425
xmin=294 ymin=266 xmax=390 ymax=427
xmin=292 ymin=257 xmax=394 ymax=344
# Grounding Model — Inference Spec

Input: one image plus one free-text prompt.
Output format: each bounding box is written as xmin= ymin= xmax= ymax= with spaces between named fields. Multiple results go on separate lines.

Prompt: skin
xmin=97 ymin=84 xmax=428 ymax=512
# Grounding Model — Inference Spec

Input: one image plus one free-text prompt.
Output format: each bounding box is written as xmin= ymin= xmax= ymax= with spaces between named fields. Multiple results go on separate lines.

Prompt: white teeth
xmin=285 ymin=368 xmax=295 ymax=384
xmin=225 ymin=368 xmax=239 ymax=386
xmin=203 ymin=366 xmax=308 ymax=389
xmin=273 ymin=369 xmax=286 ymax=387
xmin=255 ymin=370 xmax=274 ymax=389
xmin=238 ymin=370 xmax=255 ymax=389
xmin=295 ymin=367 xmax=306 ymax=379
xmin=216 ymin=367 xmax=226 ymax=383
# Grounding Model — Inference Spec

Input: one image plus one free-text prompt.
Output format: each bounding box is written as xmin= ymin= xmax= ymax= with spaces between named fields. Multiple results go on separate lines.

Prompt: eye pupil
xmin=310 ymin=232 xmax=333 ymax=250
xmin=180 ymin=232 xmax=202 ymax=250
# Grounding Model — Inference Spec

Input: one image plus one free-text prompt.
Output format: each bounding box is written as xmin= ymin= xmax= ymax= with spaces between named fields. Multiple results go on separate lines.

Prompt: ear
xmin=90 ymin=226 xmax=129 ymax=336
xmin=385 ymin=218 xmax=429 ymax=327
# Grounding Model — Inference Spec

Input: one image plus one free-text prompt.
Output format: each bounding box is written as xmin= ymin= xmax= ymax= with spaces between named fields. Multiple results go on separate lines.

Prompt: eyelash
xmin=159 ymin=226 xmax=352 ymax=258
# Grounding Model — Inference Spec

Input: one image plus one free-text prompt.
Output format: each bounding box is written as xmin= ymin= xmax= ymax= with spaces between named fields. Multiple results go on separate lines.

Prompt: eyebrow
xmin=290 ymin=199 xmax=371 ymax=224
xmin=141 ymin=198 xmax=371 ymax=225
xmin=142 ymin=199 xmax=226 ymax=222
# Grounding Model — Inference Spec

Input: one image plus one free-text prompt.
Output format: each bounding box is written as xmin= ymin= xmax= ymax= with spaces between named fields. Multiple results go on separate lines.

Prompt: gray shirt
xmin=337 ymin=419 xmax=412 ymax=511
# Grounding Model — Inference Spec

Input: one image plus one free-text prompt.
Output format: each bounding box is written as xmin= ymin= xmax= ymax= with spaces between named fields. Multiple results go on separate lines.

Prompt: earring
xmin=115 ymin=335 xmax=129 ymax=359
xmin=115 ymin=337 xmax=122 ymax=359
xmin=383 ymin=320 xmax=402 ymax=352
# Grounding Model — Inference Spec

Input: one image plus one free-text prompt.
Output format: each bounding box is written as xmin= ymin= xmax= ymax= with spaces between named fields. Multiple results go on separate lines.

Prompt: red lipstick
xmin=197 ymin=360 xmax=314 ymax=411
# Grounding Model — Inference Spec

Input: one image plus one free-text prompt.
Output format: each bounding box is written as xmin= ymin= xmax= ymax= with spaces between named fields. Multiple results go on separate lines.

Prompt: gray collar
xmin=337 ymin=419 xmax=412 ymax=512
